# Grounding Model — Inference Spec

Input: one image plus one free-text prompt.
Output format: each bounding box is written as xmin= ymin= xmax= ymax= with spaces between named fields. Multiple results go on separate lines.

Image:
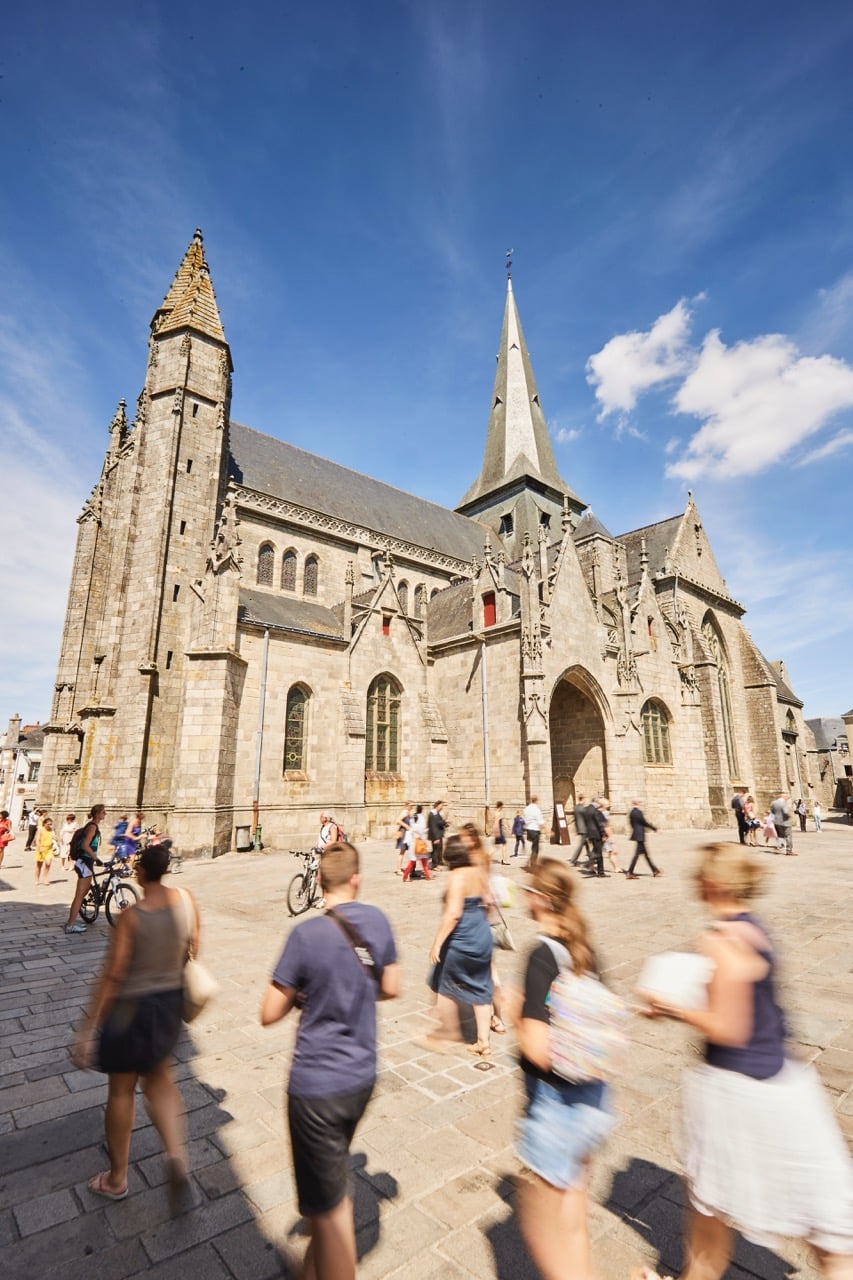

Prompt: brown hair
xmin=320 ymin=841 xmax=359 ymax=890
xmin=139 ymin=842 xmax=171 ymax=881
xmin=696 ymin=842 xmax=766 ymax=901
xmin=529 ymin=857 xmax=596 ymax=976
xmin=442 ymin=835 xmax=471 ymax=870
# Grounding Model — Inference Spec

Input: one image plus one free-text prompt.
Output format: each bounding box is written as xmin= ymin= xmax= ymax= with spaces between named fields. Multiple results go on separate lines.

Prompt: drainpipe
xmin=253 ymin=628 xmax=269 ymax=850
xmin=480 ymin=637 xmax=491 ymax=832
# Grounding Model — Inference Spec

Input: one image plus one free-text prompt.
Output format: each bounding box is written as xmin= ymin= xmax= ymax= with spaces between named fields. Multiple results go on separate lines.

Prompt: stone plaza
xmin=1 ymin=819 xmax=851 ymax=1279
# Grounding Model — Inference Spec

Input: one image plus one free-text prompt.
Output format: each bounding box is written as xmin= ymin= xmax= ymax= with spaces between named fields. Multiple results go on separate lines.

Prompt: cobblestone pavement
xmin=1 ymin=819 xmax=851 ymax=1279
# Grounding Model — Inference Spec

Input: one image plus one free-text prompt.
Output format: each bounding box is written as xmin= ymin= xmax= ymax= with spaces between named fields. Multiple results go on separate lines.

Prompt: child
xmin=512 ymin=810 xmax=525 ymax=858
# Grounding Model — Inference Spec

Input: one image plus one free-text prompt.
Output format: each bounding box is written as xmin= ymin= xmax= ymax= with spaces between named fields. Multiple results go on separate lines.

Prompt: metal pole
xmin=480 ymin=638 xmax=491 ymax=832
xmin=253 ymin=628 xmax=269 ymax=850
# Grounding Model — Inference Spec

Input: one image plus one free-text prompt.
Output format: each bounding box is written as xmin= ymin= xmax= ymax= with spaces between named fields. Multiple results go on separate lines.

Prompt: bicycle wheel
xmin=106 ymin=882 xmax=140 ymax=926
xmin=79 ymin=888 xmax=99 ymax=923
xmin=287 ymin=872 xmax=312 ymax=916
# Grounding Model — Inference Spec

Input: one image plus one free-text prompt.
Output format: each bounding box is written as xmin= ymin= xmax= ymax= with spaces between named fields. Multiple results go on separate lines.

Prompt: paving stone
xmin=141 ymin=1190 xmax=254 ymax=1263
xmin=128 ymin=1242 xmax=233 ymax=1280
xmin=212 ymin=1219 xmax=294 ymax=1280
xmin=13 ymin=1187 xmax=79 ymax=1237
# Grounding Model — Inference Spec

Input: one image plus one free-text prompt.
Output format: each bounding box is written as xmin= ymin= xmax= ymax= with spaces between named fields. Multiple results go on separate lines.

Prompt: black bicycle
xmin=79 ymin=858 xmax=140 ymax=926
xmin=286 ymin=849 xmax=325 ymax=916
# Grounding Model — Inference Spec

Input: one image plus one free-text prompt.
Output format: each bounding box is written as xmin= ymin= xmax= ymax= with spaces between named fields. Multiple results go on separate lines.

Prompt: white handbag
xmin=177 ymin=888 xmax=219 ymax=1022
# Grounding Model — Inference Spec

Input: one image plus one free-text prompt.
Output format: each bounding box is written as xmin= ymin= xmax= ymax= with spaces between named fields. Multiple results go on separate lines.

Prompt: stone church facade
xmin=39 ymin=232 xmax=818 ymax=854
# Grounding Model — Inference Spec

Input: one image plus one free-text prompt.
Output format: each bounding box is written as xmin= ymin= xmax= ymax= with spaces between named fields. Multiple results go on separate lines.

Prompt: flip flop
xmin=88 ymin=1171 xmax=128 ymax=1200
xmin=490 ymin=1016 xmax=507 ymax=1034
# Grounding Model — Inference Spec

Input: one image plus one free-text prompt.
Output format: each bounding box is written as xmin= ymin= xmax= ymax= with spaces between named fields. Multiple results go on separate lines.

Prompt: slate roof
xmin=573 ymin=511 xmax=613 ymax=542
xmin=237 ymin=588 xmax=344 ymax=641
xmin=805 ymin=717 xmax=847 ymax=749
xmin=618 ymin=514 xmax=683 ymax=586
xmin=768 ymin=662 xmax=803 ymax=708
xmin=428 ymin=581 xmax=475 ymax=643
xmin=154 ymin=230 xmax=226 ymax=343
xmin=18 ymin=725 xmax=45 ymax=750
xmin=228 ymin=422 xmax=488 ymax=565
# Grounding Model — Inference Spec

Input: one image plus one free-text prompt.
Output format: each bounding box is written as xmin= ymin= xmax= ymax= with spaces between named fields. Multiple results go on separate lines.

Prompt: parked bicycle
xmin=79 ymin=858 xmax=140 ymax=926
xmin=286 ymin=848 xmax=325 ymax=916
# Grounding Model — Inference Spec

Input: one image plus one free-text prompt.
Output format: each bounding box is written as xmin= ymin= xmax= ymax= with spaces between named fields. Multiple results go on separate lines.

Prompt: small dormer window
xmin=539 ymin=512 xmax=550 ymax=530
xmin=500 ymin=513 xmax=513 ymax=536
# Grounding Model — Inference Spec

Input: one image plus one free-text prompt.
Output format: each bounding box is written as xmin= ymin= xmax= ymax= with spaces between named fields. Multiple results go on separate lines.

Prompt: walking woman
xmin=428 ymin=835 xmax=493 ymax=1055
xmin=635 ymin=844 xmax=853 ymax=1280
xmin=0 ymin=809 xmax=15 ymax=869
xmin=35 ymin=815 xmax=56 ymax=886
xmin=510 ymin=858 xmax=615 ymax=1280
xmin=72 ymin=843 xmax=199 ymax=1212
xmin=402 ymin=804 xmax=432 ymax=881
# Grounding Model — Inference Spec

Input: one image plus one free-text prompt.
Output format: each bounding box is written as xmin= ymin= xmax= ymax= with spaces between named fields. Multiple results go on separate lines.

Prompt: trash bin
xmin=235 ymin=824 xmax=252 ymax=851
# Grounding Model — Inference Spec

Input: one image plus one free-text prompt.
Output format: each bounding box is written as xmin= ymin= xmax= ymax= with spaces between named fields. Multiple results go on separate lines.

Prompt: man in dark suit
xmin=569 ymin=794 xmax=591 ymax=867
xmin=582 ymin=798 xmax=608 ymax=878
xmin=427 ymin=801 xmax=447 ymax=869
xmin=625 ymin=801 xmax=661 ymax=879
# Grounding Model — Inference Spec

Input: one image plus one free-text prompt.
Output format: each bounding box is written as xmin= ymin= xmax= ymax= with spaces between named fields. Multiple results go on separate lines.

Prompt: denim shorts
xmin=516 ymin=1074 xmax=615 ymax=1189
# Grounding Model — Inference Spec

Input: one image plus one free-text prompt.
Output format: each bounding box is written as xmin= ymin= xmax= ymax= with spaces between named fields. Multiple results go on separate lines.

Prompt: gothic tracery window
xmin=413 ymin=584 xmax=425 ymax=618
xmin=281 ymin=549 xmax=297 ymax=591
xmin=365 ymin=674 xmax=401 ymax=773
xmin=257 ymin=542 xmax=274 ymax=586
xmin=702 ymin=615 xmax=739 ymax=778
xmin=641 ymin=700 xmax=672 ymax=765
xmin=303 ymin=555 xmax=318 ymax=597
xmin=398 ymin=580 xmax=409 ymax=615
xmin=283 ymin=685 xmax=308 ymax=772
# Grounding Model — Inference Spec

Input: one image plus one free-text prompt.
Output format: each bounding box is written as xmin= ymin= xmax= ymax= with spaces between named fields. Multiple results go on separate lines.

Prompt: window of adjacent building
xmin=281 ymin=549 xmax=297 ymax=591
xmin=284 ymin=685 xmax=308 ymax=772
xmin=398 ymin=580 xmax=409 ymax=615
xmin=483 ymin=591 xmax=496 ymax=628
xmin=702 ymin=615 xmax=739 ymax=778
xmin=303 ymin=555 xmax=318 ymax=597
xmin=365 ymin=674 xmax=401 ymax=772
xmin=257 ymin=542 xmax=275 ymax=586
xmin=28 ymin=761 xmax=40 ymax=783
xmin=641 ymin=700 xmax=672 ymax=766
xmin=413 ymin=584 xmax=425 ymax=618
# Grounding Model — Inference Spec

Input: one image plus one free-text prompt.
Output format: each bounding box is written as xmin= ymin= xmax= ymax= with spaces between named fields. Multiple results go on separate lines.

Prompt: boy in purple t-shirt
xmin=261 ymin=843 xmax=399 ymax=1280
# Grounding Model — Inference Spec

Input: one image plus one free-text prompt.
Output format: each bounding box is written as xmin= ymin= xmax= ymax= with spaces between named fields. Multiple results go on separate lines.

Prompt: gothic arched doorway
xmin=549 ymin=671 xmax=609 ymax=811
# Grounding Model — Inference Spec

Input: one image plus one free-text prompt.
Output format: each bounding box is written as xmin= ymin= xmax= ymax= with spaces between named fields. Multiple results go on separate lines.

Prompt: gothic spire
xmin=151 ymin=228 xmax=226 ymax=343
xmin=457 ymin=278 xmax=576 ymax=511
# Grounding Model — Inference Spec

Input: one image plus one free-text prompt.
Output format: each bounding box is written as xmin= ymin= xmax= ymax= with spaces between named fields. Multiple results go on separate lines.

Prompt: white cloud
xmin=799 ymin=270 xmax=853 ymax=355
xmin=797 ymin=428 xmax=853 ymax=466
xmin=666 ymin=330 xmax=853 ymax=479
xmin=586 ymin=299 xmax=694 ymax=418
xmin=554 ymin=426 xmax=582 ymax=444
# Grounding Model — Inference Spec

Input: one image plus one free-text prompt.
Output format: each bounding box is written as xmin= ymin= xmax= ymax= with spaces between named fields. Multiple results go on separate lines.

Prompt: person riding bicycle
xmin=65 ymin=805 xmax=106 ymax=935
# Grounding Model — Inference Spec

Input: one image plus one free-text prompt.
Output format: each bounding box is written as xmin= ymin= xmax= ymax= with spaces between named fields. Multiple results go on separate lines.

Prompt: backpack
xmin=541 ymin=938 xmax=629 ymax=1084
xmin=69 ymin=824 xmax=91 ymax=862
xmin=330 ymin=820 xmax=347 ymax=843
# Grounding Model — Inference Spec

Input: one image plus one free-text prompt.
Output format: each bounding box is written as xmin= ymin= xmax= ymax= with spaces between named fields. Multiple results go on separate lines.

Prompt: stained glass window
xmin=365 ymin=675 xmax=401 ymax=772
xmin=641 ymin=700 xmax=672 ymax=765
xmin=284 ymin=686 xmax=307 ymax=771
xmin=257 ymin=543 xmax=274 ymax=586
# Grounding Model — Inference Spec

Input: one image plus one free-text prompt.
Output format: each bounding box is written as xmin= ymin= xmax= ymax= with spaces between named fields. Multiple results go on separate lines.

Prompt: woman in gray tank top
xmin=73 ymin=842 xmax=201 ymax=1212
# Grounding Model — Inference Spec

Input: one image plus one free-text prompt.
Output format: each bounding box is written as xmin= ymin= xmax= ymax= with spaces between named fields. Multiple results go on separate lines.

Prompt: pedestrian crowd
xmin=46 ymin=795 xmax=850 ymax=1280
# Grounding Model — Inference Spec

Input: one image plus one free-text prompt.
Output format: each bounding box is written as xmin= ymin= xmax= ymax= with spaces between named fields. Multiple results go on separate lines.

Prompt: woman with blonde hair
xmin=35 ymin=816 xmax=57 ymax=886
xmin=635 ymin=844 xmax=853 ymax=1280
xmin=510 ymin=858 xmax=615 ymax=1279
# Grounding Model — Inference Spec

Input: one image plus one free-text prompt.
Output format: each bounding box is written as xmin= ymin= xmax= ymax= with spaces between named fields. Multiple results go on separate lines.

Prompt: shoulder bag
xmin=176 ymin=888 xmax=219 ymax=1022
xmin=326 ymin=908 xmax=382 ymax=985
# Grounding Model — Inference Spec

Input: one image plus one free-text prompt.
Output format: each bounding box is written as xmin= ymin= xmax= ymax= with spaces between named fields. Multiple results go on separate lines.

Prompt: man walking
xmin=261 ymin=842 xmax=400 ymax=1280
xmin=523 ymin=796 xmax=544 ymax=869
xmin=770 ymin=791 xmax=795 ymax=856
xmin=25 ymin=807 xmax=39 ymax=851
xmin=625 ymin=800 xmax=662 ymax=879
xmin=582 ymin=797 xmax=608 ymax=878
xmin=427 ymin=800 xmax=447 ymax=869
xmin=731 ymin=788 xmax=747 ymax=844
xmin=569 ymin=793 xmax=590 ymax=867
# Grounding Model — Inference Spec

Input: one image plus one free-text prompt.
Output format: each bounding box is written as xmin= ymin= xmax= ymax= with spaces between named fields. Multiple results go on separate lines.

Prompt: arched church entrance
xmin=549 ymin=672 xmax=609 ymax=813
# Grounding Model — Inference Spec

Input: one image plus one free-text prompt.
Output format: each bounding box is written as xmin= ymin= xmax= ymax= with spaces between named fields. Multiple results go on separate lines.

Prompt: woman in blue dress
xmin=428 ymin=836 xmax=493 ymax=1056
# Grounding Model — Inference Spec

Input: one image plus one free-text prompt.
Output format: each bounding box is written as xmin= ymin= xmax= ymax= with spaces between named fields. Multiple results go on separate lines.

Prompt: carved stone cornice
xmin=231 ymin=485 xmax=474 ymax=576
xmin=79 ymin=705 xmax=117 ymax=719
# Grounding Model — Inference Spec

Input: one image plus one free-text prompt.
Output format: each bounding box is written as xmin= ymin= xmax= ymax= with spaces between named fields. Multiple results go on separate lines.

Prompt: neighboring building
xmin=39 ymin=231 xmax=822 ymax=854
xmin=0 ymin=716 xmax=45 ymax=829
xmin=807 ymin=714 xmax=852 ymax=810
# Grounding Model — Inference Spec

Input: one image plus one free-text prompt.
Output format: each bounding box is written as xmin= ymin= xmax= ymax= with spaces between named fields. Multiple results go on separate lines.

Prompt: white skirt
xmin=677 ymin=1059 xmax=853 ymax=1254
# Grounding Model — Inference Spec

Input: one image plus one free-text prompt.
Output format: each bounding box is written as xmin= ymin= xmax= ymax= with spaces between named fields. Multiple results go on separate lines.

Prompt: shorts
xmin=288 ymin=1084 xmax=374 ymax=1216
xmin=516 ymin=1074 xmax=615 ymax=1190
xmin=97 ymin=989 xmax=183 ymax=1074
xmin=74 ymin=858 xmax=94 ymax=879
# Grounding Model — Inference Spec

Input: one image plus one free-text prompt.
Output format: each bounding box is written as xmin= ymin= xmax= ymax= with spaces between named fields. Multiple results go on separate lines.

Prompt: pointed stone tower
xmin=457 ymin=278 xmax=585 ymax=558
xmin=41 ymin=230 xmax=234 ymax=819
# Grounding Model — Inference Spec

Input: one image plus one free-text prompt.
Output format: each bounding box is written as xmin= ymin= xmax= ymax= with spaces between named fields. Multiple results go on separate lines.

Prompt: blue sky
xmin=2 ymin=0 xmax=852 ymax=727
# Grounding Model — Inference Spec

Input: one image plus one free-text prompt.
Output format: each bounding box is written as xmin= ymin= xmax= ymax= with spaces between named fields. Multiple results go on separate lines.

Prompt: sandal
xmin=490 ymin=1016 xmax=506 ymax=1034
xmin=88 ymin=1171 xmax=128 ymax=1200
xmin=466 ymin=1042 xmax=492 ymax=1057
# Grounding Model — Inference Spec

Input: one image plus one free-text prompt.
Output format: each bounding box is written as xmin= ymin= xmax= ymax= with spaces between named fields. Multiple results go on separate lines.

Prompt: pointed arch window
xmin=430 ymin=587 xmax=441 ymax=601
xmin=284 ymin=685 xmax=308 ymax=772
xmin=257 ymin=542 xmax=274 ymax=587
xmin=641 ymin=700 xmax=672 ymax=766
xmin=303 ymin=555 xmax=318 ymax=597
xmin=365 ymin=674 xmax=401 ymax=773
xmin=281 ymin=550 xmax=297 ymax=592
xmin=398 ymin=580 xmax=409 ymax=615
xmin=702 ymin=616 xmax=739 ymax=778
xmin=413 ymin=584 xmax=425 ymax=618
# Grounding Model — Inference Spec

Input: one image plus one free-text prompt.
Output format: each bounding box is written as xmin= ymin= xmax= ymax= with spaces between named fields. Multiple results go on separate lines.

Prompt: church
xmin=39 ymin=231 xmax=817 ymax=855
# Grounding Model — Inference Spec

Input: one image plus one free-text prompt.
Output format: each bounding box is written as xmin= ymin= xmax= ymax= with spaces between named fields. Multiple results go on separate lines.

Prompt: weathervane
xmin=505 ymin=248 xmax=514 ymax=280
